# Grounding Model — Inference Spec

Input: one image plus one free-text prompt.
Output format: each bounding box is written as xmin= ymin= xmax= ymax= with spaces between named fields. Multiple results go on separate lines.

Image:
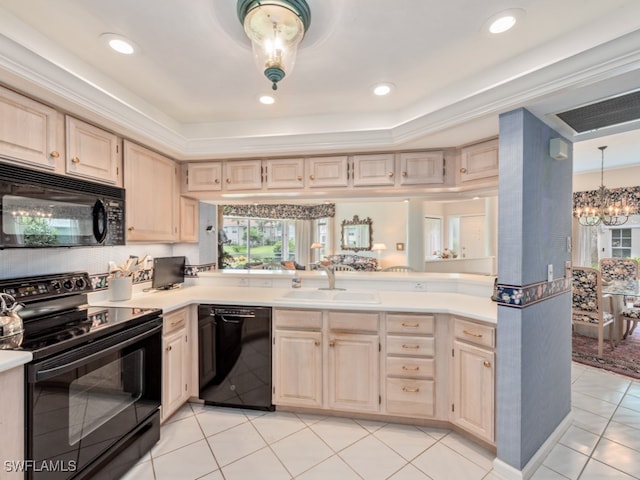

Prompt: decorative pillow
xmin=281 ymin=261 xmax=296 ymax=270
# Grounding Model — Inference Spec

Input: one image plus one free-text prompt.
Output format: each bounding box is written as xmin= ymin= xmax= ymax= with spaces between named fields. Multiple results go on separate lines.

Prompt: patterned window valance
xmin=573 ymin=186 xmax=640 ymax=212
xmin=223 ymin=203 xmax=335 ymax=220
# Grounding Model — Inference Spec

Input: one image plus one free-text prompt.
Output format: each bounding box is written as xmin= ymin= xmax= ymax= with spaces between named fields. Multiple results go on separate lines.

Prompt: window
xmin=611 ymin=228 xmax=632 ymax=258
xmin=222 ymin=216 xmax=295 ymax=268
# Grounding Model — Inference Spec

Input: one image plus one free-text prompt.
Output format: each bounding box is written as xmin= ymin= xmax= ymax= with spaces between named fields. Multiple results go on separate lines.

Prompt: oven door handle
xmin=31 ymin=323 xmax=162 ymax=383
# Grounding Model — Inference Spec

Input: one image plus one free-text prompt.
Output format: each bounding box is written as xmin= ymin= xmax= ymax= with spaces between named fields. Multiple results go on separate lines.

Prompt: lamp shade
xmin=310 ymin=242 xmax=323 ymax=249
xmin=237 ymin=0 xmax=311 ymax=90
xmin=371 ymin=243 xmax=387 ymax=251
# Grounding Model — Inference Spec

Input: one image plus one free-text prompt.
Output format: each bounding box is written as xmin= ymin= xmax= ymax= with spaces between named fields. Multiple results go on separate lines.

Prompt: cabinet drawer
xmin=387 ymin=314 xmax=434 ymax=335
xmin=163 ymin=309 xmax=187 ymax=335
xmin=275 ymin=309 xmax=322 ymax=329
xmin=328 ymin=311 xmax=378 ymax=332
xmin=453 ymin=318 xmax=495 ymax=348
xmin=386 ymin=336 xmax=434 ymax=357
xmin=386 ymin=357 xmax=434 ymax=379
xmin=386 ymin=378 xmax=434 ymax=417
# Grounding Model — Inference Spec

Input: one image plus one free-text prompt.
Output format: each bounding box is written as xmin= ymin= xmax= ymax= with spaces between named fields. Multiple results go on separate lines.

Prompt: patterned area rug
xmin=572 ymin=329 xmax=640 ymax=380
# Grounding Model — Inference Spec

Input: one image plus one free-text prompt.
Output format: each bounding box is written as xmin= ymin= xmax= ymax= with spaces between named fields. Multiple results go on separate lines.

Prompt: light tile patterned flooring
xmin=122 ymin=363 xmax=640 ymax=480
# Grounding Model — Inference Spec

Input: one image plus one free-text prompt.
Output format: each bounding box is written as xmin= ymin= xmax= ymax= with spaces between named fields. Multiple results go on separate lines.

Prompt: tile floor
xmin=121 ymin=363 xmax=640 ymax=480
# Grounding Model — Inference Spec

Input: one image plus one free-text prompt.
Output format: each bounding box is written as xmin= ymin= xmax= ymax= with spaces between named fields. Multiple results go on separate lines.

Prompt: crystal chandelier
xmin=574 ymin=146 xmax=633 ymax=227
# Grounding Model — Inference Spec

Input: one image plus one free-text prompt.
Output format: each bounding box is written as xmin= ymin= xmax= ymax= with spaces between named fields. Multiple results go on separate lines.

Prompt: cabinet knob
xmin=297 ymin=176 xmax=303 ymax=181
xmin=50 ymin=151 xmax=60 ymax=158
xmin=329 ymin=340 xmax=335 ymax=347
xmin=460 ymin=167 xmax=467 ymax=173
xmin=309 ymin=174 xmax=315 ymax=180
xmin=387 ymin=171 xmax=394 ymax=177
xmin=215 ymin=178 xmax=220 ymax=184
xmin=127 ymin=226 xmax=135 ymax=232
xmin=401 ymin=171 xmax=407 ymax=177
xmin=225 ymin=178 xmax=231 ymax=184
xmin=483 ymin=360 xmax=491 ymax=368
xmin=167 ymin=345 xmax=172 ymax=351
xmin=71 ymin=156 xmax=80 ymax=164
xmin=314 ymin=341 xmax=320 ymax=346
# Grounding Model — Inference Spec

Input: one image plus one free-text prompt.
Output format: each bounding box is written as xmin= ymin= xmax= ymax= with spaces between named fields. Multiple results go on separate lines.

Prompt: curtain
xmin=574 ymin=221 xmax=597 ymax=267
xmin=294 ymin=219 xmax=312 ymax=266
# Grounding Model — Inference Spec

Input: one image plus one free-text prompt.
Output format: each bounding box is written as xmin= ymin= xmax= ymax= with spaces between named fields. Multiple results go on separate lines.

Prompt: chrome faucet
xmin=317 ymin=263 xmax=340 ymax=290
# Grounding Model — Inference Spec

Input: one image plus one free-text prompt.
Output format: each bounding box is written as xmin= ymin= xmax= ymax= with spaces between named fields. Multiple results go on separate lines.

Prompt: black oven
xmin=0 ymin=272 xmax=161 ymax=480
xmin=0 ymin=162 xmax=125 ymax=248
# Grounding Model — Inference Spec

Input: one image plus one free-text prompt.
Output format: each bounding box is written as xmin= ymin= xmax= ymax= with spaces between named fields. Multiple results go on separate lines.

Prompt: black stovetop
xmin=0 ymin=272 xmax=161 ymax=360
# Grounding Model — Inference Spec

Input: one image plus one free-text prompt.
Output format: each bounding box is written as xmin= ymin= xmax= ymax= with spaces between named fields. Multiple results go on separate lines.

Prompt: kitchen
xmin=1 ymin=1 xmax=640 ymax=479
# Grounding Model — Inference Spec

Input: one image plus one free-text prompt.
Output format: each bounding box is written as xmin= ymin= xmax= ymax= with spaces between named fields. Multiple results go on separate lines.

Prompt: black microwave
xmin=0 ymin=162 xmax=125 ymax=248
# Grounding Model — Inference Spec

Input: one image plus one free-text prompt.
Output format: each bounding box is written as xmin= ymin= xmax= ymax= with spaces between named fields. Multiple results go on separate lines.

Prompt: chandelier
xmin=237 ymin=0 xmax=311 ymax=91
xmin=574 ymin=146 xmax=633 ymax=227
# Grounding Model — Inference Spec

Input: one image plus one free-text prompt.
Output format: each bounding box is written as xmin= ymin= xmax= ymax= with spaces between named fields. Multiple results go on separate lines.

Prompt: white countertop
xmin=90 ymin=284 xmax=498 ymax=324
xmin=0 ymin=350 xmax=32 ymax=373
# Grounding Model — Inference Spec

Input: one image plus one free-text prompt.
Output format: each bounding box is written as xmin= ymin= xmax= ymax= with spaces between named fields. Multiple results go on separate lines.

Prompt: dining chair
xmin=332 ymin=264 xmax=355 ymax=271
xmin=599 ymin=258 xmax=640 ymax=338
xmin=381 ymin=265 xmax=416 ymax=272
xmin=572 ymin=266 xmax=615 ymax=357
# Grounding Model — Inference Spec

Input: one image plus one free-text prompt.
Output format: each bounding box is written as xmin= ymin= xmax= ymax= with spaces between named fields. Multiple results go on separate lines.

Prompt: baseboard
xmin=492 ymin=411 xmax=573 ymax=480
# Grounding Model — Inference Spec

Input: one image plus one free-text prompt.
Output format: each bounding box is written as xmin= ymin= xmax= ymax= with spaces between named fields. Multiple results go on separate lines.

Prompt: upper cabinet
xmin=265 ymin=158 xmax=305 ymax=189
xmin=459 ymin=138 xmax=499 ymax=183
xmin=124 ymin=141 xmax=178 ymax=242
xmin=223 ymin=160 xmax=263 ymax=190
xmin=65 ymin=116 xmax=122 ymax=186
xmin=186 ymin=162 xmax=222 ymax=191
xmin=399 ymin=151 xmax=445 ymax=185
xmin=307 ymin=156 xmax=349 ymax=188
xmin=0 ymin=85 xmax=63 ymax=171
xmin=352 ymin=154 xmax=395 ymax=187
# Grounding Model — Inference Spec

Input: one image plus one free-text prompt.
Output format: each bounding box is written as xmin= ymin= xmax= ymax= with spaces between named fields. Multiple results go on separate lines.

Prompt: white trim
xmin=492 ymin=411 xmax=573 ymax=480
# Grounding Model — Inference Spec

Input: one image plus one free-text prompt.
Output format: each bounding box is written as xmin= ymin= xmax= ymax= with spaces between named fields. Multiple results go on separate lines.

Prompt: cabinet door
xmin=328 ymin=333 xmax=379 ymax=412
xmin=223 ymin=160 xmax=263 ymax=190
xmin=65 ymin=116 xmax=121 ymax=185
xmin=180 ymin=197 xmax=199 ymax=243
xmin=265 ymin=158 xmax=304 ymax=189
xmin=0 ymin=86 xmax=62 ymax=170
xmin=273 ymin=330 xmax=323 ymax=407
xmin=124 ymin=141 xmax=177 ymax=242
xmin=187 ymin=162 xmax=222 ymax=191
xmin=352 ymin=154 xmax=395 ymax=187
xmin=307 ymin=156 xmax=349 ymax=188
xmin=460 ymin=139 xmax=499 ymax=182
xmin=451 ymin=340 xmax=495 ymax=442
xmin=198 ymin=314 xmax=217 ymax=391
xmin=399 ymin=151 xmax=444 ymax=185
xmin=162 ymin=328 xmax=189 ymax=422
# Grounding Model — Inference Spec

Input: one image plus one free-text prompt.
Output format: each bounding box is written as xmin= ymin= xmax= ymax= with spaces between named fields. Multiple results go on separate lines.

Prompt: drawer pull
xmin=463 ymin=329 xmax=483 ymax=338
xmin=483 ymin=360 xmax=492 ymax=368
xmin=314 ymin=341 xmax=320 ymax=346
xmin=402 ymin=386 xmax=420 ymax=393
xmin=402 ymin=344 xmax=420 ymax=350
xmin=402 ymin=365 xmax=420 ymax=371
xmin=401 ymin=322 xmax=420 ymax=328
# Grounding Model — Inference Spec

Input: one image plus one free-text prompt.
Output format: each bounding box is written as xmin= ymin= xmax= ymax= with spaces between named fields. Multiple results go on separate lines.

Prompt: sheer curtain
xmin=574 ymin=221 xmax=597 ymax=267
xmin=294 ymin=219 xmax=312 ymax=266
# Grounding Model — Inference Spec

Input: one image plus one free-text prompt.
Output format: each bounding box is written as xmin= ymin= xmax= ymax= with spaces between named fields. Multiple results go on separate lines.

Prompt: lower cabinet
xmin=450 ymin=318 xmax=496 ymax=443
xmin=162 ymin=308 xmax=191 ymax=422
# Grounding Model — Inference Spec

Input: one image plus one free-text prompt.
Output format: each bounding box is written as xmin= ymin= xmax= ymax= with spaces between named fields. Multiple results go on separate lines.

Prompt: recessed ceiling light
xmin=259 ymin=95 xmax=275 ymax=105
xmin=100 ymin=33 xmax=136 ymax=55
xmin=484 ymin=9 xmax=525 ymax=35
xmin=372 ymin=83 xmax=394 ymax=96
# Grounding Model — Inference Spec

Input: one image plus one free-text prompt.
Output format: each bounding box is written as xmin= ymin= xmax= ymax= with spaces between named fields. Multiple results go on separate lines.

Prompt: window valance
xmin=573 ymin=186 xmax=640 ymax=212
xmin=223 ymin=203 xmax=335 ymax=220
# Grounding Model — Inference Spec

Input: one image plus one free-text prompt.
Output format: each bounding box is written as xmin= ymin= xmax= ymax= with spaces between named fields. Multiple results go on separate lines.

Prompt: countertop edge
xmin=0 ymin=350 xmax=32 ymax=373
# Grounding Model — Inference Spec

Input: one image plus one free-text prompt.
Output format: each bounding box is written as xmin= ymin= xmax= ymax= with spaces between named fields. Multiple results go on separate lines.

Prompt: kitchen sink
xmin=278 ymin=289 xmax=380 ymax=304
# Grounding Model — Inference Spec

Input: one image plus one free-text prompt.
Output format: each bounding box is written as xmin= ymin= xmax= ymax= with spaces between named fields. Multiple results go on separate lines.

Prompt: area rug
xmin=572 ymin=329 xmax=640 ymax=380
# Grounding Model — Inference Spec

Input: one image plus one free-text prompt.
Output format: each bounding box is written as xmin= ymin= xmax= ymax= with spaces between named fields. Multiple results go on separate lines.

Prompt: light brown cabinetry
xmin=162 ymin=308 xmax=191 ymax=422
xmin=179 ymin=197 xmax=199 ymax=243
xmin=186 ymin=162 xmax=222 ymax=191
xmin=460 ymin=138 xmax=499 ymax=183
xmin=265 ymin=158 xmax=305 ymax=189
xmin=273 ymin=309 xmax=323 ymax=407
xmin=385 ymin=314 xmax=436 ymax=417
xmin=351 ymin=154 xmax=395 ymax=187
xmin=450 ymin=317 xmax=495 ymax=443
xmin=307 ymin=156 xmax=349 ymax=188
xmin=399 ymin=151 xmax=445 ymax=185
xmin=65 ymin=116 xmax=121 ymax=185
xmin=223 ymin=160 xmax=263 ymax=190
xmin=0 ymin=365 xmax=24 ymax=479
xmin=0 ymin=85 xmax=63 ymax=171
xmin=124 ymin=140 xmax=178 ymax=242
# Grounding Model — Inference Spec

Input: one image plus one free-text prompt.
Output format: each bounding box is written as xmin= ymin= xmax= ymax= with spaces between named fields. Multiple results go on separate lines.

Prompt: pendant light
xmin=237 ymin=0 xmax=311 ymax=90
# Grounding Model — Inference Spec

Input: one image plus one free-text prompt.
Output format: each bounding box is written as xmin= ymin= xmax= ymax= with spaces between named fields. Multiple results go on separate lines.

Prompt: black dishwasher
xmin=198 ymin=305 xmax=274 ymax=410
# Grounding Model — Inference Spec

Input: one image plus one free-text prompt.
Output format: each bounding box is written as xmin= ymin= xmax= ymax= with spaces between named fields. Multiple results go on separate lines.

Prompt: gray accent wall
xmin=496 ymin=108 xmax=573 ymax=470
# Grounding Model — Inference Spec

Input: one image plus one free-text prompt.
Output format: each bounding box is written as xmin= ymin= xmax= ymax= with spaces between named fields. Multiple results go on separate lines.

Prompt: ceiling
xmin=0 ymin=0 xmax=639 ymax=172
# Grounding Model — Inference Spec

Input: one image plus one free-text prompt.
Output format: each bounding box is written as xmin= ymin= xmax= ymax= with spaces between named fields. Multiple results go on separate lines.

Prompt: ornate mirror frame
xmin=341 ymin=215 xmax=373 ymax=252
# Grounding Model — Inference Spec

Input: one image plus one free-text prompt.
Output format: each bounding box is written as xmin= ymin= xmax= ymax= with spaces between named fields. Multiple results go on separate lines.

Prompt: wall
xmin=573 ymin=165 xmax=640 ymax=191
xmin=334 ymin=201 xmax=407 ymax=269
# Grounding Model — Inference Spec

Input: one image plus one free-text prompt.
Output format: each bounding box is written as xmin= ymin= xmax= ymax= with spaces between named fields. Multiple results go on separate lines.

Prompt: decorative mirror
xmin=341 ymin=215 xmax=373 ymax=252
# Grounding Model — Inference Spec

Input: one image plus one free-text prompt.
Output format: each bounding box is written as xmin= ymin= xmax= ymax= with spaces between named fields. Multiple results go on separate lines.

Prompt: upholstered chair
xmin=599 ymin=258 xmax=640 ymax=338
xmin=381 ymin=266 xmax=416 ymax=272
xmin=572 ymin=266 xmax=615 ymax=357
